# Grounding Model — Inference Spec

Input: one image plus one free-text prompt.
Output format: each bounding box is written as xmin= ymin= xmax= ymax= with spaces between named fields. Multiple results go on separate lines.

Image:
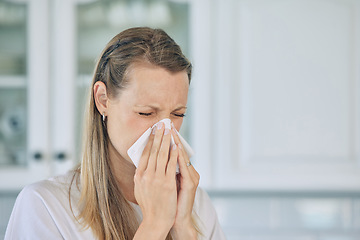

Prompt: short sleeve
xmin=194 ymin=188 xmax=227 ymax=240
xmin=4 ymin=183 xmax=63 ymax=240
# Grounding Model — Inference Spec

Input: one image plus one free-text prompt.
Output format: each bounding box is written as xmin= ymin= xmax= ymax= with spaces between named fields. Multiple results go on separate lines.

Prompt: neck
xmin=108 ymin=141 xmax=138 ymax=204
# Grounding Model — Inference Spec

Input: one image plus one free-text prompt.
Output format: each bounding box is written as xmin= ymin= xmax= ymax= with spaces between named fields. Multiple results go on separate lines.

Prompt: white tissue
xmin=127 ymin=118 xmax=194 ymax=173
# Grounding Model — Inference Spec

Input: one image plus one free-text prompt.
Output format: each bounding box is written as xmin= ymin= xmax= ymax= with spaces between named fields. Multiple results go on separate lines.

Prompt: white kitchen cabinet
xmin=0 ymin=0 xmax=52 ymax=190
xmin=190 ymin=0 xmax=360 ymax=191
xmin=0 ymin=0 xmax=78 ymax=190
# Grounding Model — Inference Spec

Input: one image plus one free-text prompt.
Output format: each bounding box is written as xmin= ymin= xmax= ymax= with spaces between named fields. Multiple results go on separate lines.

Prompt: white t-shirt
xmin=5 ymin=171 xmax=226 ymax=240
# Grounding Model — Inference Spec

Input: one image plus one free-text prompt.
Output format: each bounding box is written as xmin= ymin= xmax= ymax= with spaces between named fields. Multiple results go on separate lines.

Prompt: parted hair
xmin=77 ymin=27 xmax=193 ymax=239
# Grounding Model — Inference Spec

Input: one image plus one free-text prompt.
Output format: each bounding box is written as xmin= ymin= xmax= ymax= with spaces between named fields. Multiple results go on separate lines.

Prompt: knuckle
xmin=142 ymin=173 xmax=152 ymax=183
xmin=150 ymin=147 xmax=158 ymax=156
xmin=134 ymin=170 xmax=142 ymax=180
xmin=195 ymin=178 xmax=200 ymax=187
xmin=134 ymin=172 xmax=139 ymax=180
xmin=183 ymin=180 xmax=197 ymax=191
xmin=137 ymin=172 xmax=153 ymax=187
xmin=195 ymin=172 xmax=200 ymax=181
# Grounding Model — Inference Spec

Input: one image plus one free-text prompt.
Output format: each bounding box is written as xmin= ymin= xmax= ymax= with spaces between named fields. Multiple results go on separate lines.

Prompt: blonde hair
xmin=76 ymin=27 xmax=194 ymax=239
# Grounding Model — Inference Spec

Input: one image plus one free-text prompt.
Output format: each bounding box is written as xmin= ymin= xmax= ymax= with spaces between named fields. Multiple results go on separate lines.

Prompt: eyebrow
xmin=135 ymin=105 xmax=187 ymax=111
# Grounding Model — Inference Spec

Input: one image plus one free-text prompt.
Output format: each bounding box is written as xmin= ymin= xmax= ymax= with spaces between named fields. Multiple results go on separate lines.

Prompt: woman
xmin=5 ymin=27 xmax=225 ymax=240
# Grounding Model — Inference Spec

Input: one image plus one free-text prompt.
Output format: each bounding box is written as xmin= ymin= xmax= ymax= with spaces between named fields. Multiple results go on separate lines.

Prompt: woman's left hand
xmin=170 ymin=127 xmax=200 ymax=239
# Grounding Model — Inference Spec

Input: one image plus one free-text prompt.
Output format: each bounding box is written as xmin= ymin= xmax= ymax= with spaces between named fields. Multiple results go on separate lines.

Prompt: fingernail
xmin=178 ymin=144 xmax=182 ymax=149
xmin=152 ymin=127 xmax=156 ymax=135
xmin=157 ymin=122 xmax=163 ymax=130
xmin=164 ymin=128 xmax=170 ymax=135
xmin=172 ymin=144 xmax=177 ymax=150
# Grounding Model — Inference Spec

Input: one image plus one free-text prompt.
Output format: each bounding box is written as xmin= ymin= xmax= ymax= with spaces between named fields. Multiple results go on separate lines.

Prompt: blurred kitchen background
xmin=1 ymin=0 xmax=360 ymax=239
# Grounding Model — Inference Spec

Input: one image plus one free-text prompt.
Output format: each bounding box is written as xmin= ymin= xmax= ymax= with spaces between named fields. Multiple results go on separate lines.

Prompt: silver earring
xmin=102 ymin=113 xmax=106 ymax=122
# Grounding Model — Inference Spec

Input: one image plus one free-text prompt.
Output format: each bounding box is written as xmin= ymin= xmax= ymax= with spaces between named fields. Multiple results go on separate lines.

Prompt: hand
xmin=133 ymin=123 xmax=179 ymax=240
xmin=170 ymin=127 xmax=200 ymax=240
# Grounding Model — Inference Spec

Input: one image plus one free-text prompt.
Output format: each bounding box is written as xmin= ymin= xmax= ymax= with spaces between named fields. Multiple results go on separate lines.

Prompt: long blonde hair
xmin=77 ymin=27 xmax=193 ymax=239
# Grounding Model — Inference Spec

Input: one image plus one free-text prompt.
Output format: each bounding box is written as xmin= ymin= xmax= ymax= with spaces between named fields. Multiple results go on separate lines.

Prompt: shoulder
xmin=12 ymin=170 xmax=79 ymax=217
xmin=20 ymin=170 xmax=82 ymax=220
xmin=193 ymin=187 xmax=217 ymax=222
xmin=193 ymin=187 xmax=227 ymax=240
xmin=194 ymin=187 xmax=212 ymax=205
xmin=17 ymin=171 xmax=79 ymax=206
xmin=4 ymin=171 xmax=89 ymax=240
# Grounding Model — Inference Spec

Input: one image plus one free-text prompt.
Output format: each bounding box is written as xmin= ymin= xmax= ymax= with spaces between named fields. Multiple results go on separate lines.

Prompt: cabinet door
xmin=50 ymin=0 xmax=77 ymax=176
xmin=0 ymin=0 xmax=50 ymax=190
xmin=191 ymin=0 xmax=360 ymax=191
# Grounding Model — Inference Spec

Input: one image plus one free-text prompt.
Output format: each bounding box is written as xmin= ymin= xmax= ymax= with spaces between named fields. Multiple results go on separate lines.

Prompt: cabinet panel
xmin=0 ymin=0 xmax=50 ymax=190
xmin=0 ymin=1 xmax=26 ymax=76
xmin=0 ymin=1 xmax=27 ymax=167
xmin=191 ymin=0 xmax=360 ymax=190
xmin=240 ymin=0 xmax=355 ymax=163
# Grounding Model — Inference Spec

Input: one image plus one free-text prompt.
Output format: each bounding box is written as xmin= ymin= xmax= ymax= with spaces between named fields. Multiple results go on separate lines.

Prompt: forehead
xmin=120 ymin=63 xmax=189 ymax=104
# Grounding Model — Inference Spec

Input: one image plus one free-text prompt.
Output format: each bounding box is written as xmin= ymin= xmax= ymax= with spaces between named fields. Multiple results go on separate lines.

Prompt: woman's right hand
xmin=133 ymin=122 xmax=179 ymax=240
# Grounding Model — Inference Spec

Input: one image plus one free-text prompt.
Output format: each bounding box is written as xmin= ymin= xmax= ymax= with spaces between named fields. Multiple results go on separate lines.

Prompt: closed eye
xmin=173 ymin=113 xmax=186 ymax=118
xmin=138 ymin=112 xmax=152 ymax=116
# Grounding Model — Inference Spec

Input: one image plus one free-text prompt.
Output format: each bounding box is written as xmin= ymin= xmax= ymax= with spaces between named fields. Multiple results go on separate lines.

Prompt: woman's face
xmin=106 ymin=63 xmax=189 ymax=164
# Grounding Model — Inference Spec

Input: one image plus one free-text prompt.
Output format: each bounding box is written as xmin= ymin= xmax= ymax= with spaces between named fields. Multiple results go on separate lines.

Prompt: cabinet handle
xmin=33 ymin=152 xmax=43 ymax=161
xmin=55 ymin=152 xmax=66 ymax=161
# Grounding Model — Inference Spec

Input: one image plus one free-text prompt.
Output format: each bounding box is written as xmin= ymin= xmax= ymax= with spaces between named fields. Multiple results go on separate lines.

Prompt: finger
xmin=178 ymin=146 xmax=200 ymax=193
xmin=172 ymin=128 xmax=191 ymax=166
xmin=156 ymin=127 xmax=172 ymax=174
xmin=166 ymin=144 xmax=178 ymax=177
xmin=147 ymin=122 xmax=165 ymax=172
xmin=137 ymin=128 xmax=155 ymax=173
xmin=172 ymin=127 xmax=181 ymax=145
xmin=171 ymin=128 xmax=189 ymax=158
xmin=187 ymin=163 xmax=198 ymax=183
xmin=177 ymin=144 xmax=192 ymax=179
xmin=172 ymin=128 xmax=195 ymax=181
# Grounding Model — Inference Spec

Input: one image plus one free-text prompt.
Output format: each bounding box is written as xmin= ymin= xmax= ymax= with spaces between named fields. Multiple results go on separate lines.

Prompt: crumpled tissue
xmin=127 ymin=118 xmax=194 ymax=173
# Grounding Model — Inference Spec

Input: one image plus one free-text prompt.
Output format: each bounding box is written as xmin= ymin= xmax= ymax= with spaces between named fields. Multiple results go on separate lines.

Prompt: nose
xmin=153 ymin=116 xmax=177 ymax=130
xmin=155 ymin=114 xmax=172 ymax=123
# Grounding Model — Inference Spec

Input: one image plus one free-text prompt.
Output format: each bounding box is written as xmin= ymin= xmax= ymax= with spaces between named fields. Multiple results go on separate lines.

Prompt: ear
xmin=94 ymin=81 xmax=109 ymax=116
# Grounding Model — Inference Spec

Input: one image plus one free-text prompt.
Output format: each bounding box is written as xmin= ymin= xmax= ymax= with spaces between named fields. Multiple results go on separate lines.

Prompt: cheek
xmin=172 ymin=118 xmax=184 ymax=131
xmin=124 ymin=118 xmax=152 ymax=147
xmin=107 ymin=113 xmax=150 ymax=161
